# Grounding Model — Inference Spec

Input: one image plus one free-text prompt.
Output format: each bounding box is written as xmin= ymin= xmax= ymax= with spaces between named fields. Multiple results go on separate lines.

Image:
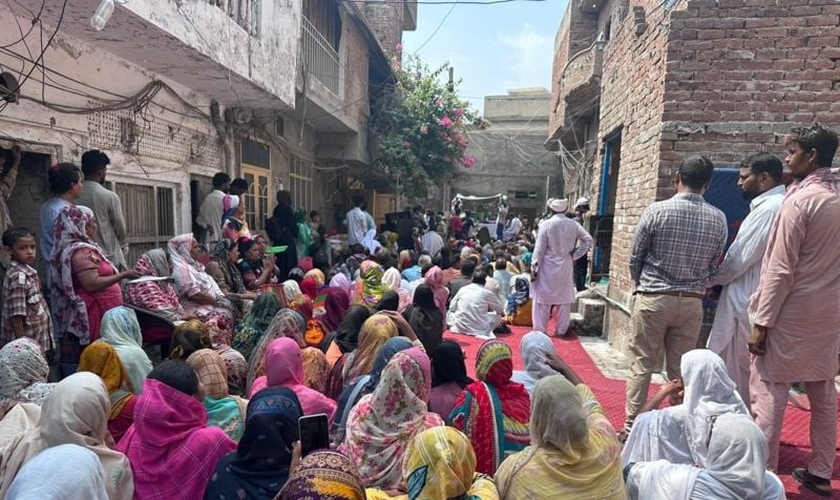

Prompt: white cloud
xmin=497 ymin=23 xmax=554 ymax=91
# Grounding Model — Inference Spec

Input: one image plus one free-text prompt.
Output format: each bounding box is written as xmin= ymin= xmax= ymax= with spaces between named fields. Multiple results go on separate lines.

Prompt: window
xmin=275 ymin=116 xmax=285 ymax=137
xmin=242 ymin=169 xmax=271 ymax=231
xmin=302 ymin=0 xmax=341 ymax=50
xmin=111 ymin=181 xmax=175 ymax=265
xmin=241 ymin=137 xmax=272 ymax=232
xmin=290 ymin=154 xmax=314 ymax=211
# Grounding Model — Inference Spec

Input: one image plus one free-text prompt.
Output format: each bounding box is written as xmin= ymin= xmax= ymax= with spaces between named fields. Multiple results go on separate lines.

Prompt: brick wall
xmin=359 ymin=2 xmax=404 ymax=56
xmin=594 ymin=0 xmax=676 ymax=295
xmin=343 ymin=15 xmax=372 ymax=126
xmin=549 ymin=4 xmax=599 ymax=135
xmin=588 ymin=0 xmax=840 ymax=346
xmin=662 ymin=0 xmax=840 ymax=172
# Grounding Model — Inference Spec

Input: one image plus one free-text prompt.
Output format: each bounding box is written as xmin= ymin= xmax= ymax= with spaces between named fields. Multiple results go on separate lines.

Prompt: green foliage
xmin=371 ymin=53 xmax=485 ymax=197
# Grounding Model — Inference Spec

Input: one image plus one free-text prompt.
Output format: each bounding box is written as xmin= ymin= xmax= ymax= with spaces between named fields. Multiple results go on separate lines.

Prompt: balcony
xmin=11 ymin=0 xmax=301 ymax=108
xmin=560 ymin=40 xmax=605 ymax=118
xmin=302 ymin=16 xmax=341 ymax=96
xmin=207 ymin=0 xmax=260 ymax=37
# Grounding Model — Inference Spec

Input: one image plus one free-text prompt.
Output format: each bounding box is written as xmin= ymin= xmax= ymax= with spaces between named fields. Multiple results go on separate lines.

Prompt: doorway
xmin=592 ymin=132 xmax=621 ymax=280
xmin=6 ymin=149 xmax=52 ymax=277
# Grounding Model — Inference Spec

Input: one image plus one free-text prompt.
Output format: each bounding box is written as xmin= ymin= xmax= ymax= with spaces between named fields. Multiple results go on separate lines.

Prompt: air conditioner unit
xmin=233 ymin=108 xmax=253 ymax=124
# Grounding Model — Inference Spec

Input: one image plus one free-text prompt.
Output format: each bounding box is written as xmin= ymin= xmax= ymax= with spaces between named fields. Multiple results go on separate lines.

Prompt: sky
xmin=402 ymin=0 xmax=569 ymax=114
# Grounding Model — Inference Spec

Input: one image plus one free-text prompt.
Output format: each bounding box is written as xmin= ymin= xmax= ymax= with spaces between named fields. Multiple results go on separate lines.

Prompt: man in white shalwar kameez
xmin=447 ymin=271 xmax=505 ymax=339
xmin=706 ymin=153 xmax=785 ymax=408
xmin=530 ymin=198 xmax=593 ymax=336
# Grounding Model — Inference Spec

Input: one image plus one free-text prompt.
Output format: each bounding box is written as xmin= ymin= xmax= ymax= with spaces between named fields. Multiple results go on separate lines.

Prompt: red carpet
xmin=443 ymin=324 xmax=840 ymax=499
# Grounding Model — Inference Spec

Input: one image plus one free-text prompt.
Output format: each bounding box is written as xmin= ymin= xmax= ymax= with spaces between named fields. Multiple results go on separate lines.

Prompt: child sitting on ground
xmin=1 ymin=227 xmax=54 ymax=355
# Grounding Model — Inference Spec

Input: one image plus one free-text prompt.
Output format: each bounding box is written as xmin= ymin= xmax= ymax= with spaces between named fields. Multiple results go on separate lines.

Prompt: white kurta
xmin=706 ymin=185 xmax=784 ymax=397
xmin=446 ymin=283 xmax=504 ymax=337
xmin=345 ymin=207 xmax=368 ymax=246
xmin=531 ymin=214 xmax=593 ymax=305
xmin=196 ymin=189 xmax=226 ymax=244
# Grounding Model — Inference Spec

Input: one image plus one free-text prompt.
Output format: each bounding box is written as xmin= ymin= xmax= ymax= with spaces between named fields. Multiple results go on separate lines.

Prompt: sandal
xmin=792 ymin=468 xmax=832 ymax=497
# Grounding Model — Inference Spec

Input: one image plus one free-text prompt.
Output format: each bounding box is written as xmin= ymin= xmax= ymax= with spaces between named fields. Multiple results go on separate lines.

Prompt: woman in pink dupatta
xmin=51 ymin=205 xmax=137 ymax=373
xmin=423 ymin=266 xmax=449 ymax=316
xmin=248 ymin=337 xmax=337 ymax=424
xmin=117 ymin=359 xmax=235 ymax=500
xmin=339 ymin=347 xmax=444 ymax=491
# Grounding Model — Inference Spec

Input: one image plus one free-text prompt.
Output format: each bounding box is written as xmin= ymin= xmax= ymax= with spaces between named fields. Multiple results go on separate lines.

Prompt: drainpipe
xmin=210 ymin=100 xmax=235 ymax=176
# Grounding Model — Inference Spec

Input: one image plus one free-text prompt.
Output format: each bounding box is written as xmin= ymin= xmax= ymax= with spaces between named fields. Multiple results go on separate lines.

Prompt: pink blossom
xmin=463 ymin=156 xmax=476 ymax=168
xmin=453 ymin=108 xmax=464 ymax=117
xmin=439 ymin=116 xmax=452 ymax=127
xmin=435 ymin=97 xmax=445 ymax=106
xmin=402 ymin=141 xmax=411 ymax=149
xmin=395 ymin=42 xmax=403 ymax=51
xmin=419 ymin=124 xmax=428 ymax=135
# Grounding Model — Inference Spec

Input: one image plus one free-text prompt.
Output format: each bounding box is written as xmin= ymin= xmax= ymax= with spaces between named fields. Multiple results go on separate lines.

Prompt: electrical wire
xmin=340 ymin=0 xmax=544 ymax=4
xmin=411 ymin=1 xmax=458 ymax=55
xmin=6 ymin=0 xmax=66 ymax=97
xmin=1 ymin=0 xmax=44 ymax=50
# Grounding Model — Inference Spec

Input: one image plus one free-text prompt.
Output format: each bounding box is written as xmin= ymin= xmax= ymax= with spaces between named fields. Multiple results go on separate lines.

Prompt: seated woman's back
xmin=626 ymin=414 xmax=785 ymax=500
xmin=117 ymin=360 xmax=236 ymax=500
xmin=495 ymin=375 xmax=625 ymax=500
xmin=450 ymin=340 xmax=531 ymax=476
xmin=366 ymin=426 xmax=499 ymax=500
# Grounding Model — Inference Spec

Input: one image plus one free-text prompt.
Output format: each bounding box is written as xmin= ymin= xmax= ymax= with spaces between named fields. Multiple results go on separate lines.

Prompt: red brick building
xmin=546 ymin=0 xmax=840 ymax=347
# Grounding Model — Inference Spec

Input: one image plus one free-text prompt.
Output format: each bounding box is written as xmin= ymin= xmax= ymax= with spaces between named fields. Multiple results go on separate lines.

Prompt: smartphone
xmin=299 ymin=414 xmax=330 ymax=457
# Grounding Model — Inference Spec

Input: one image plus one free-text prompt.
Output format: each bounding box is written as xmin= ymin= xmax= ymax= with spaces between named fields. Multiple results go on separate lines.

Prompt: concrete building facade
xmin=0 ymin=0 xmax=413 ymax=268
xmin=452 ymin=88 xmax=561 ymax=220
xmin=547 ymin=0 xmax=840 ymax=349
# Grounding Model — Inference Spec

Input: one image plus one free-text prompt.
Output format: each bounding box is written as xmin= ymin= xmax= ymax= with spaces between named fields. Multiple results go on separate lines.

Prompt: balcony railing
xmin=302 ymin=16 xmax=340 ymax=95
xmin=561 ymin=40 xmax=606 ymax=96
xmin=208 ymin=0 xmax=260 ymax=37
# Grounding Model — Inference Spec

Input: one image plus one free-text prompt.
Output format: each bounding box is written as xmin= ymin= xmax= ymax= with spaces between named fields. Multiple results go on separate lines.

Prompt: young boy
xmin=1 ymin=227 xmax=54 ymax=354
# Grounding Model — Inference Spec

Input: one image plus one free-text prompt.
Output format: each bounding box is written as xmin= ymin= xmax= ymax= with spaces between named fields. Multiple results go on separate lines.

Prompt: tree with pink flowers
xmin=371 ymin=53 xmax=485 ymax=197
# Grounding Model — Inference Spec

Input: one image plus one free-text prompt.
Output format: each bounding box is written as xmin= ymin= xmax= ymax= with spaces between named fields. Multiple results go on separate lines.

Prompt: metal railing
xmin=208 ymin=0 xmax=260 ymax=37
xmin=302 ymin=16 xmax=340 ymax=95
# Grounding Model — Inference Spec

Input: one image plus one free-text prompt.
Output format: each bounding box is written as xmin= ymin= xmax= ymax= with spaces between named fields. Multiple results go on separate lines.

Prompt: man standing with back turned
xmin=706 ymin=152 xmax=785 ymax=408
xmin=530 ymin=198 xmax=593 ymax=337
xmin=748 ymin=124 xmax=840 ymax=497
xmin=625 ymin=155 xmax=727 ymax=433
xmin=77 ymin=149 xmax=128 ymax=271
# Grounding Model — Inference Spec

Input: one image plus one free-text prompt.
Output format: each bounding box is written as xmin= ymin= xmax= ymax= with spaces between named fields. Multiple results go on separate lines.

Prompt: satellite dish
xmin=0 ymin=72 xmax=20 ymax=103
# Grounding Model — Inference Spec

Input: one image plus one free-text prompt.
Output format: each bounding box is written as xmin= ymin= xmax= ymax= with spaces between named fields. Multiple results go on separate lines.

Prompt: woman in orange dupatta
xmin=78 ymin=342 xmax=137 ymax=442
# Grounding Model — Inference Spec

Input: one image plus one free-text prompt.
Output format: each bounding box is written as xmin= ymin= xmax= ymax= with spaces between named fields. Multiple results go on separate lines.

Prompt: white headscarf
xmin=680 ymin=349 xmax=748 ymax=467
xmin=283 ymin=279 xmax=303 ymax=302
xmin=621 ymin=349 xmax=748 ymax=468
xmin=6 ymin=444 xmax=109 ymax=500
xmin=0 ymin=373 xmax=134 ymax=500
xmin=382 ymin=267 xmax=402 ymax=291
xmin=168 ymin=233 xmax=224 ymax=300
xmin=361 ymin=229 xmax=381 ymax=255
xmin=627 ymin=414 xmax=785 ymax=500
xmin=511 ymin=332 xmax=556 ymax=394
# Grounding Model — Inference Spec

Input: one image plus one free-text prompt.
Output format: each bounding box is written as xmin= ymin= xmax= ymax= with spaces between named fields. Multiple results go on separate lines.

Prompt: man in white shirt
xmin=420 ymin=227 xmax=444 ymax=260
xmin=707 ymin=152 xmax=785 ymax=407
xmin=531 ymin=198 xmax=593 ymax=336
xmin=447 ymin=270 xmax=505 ymax=339
xmin=345 ymin=195 xmax=368 ymax=246
xmin=76 ymin=150 xmax=128 ymax=270
xmin=196 ymin=172 xmax=230 ymax=246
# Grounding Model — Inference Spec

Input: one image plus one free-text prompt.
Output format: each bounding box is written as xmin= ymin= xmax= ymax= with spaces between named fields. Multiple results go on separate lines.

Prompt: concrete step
xmin=571 ymin=297 xmax=605 ymax=336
